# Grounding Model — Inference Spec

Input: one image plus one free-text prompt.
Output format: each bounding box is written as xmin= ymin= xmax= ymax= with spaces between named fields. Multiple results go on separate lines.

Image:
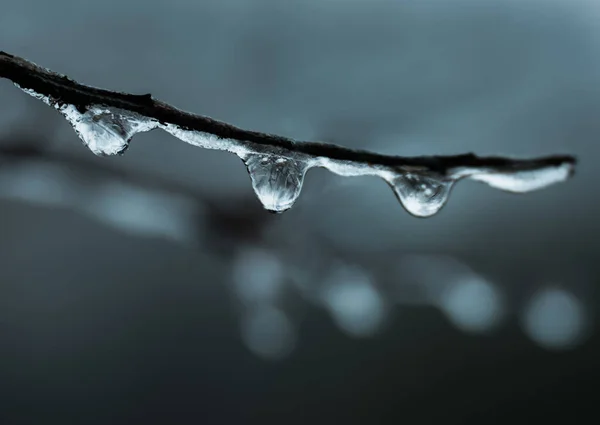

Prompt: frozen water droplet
xmin=243 ymin=153 xmax=310 ymax=213
xmin=15 ymin=85 xmax=158 ymax=156
xmin=388 ymin=172 xmax=454 ymax=217
xmin=61 ymin=105 xmax=158 ymax=156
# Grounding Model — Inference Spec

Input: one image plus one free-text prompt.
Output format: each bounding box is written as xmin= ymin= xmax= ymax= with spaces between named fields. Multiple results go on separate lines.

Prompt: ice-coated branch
xmin=0 ymin=51 xmax=576 ymax=216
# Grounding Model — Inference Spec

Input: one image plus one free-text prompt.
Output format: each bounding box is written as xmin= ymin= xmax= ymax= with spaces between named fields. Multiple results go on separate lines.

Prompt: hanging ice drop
xmin=59 ymin=105 xmax=158 ymax=156
xmin=243 ymin=153 xmax=310 ymax=213
xmin=388 ymin=172 xmax=454 ymax=217
xmin=14 ymin=85 xmax=158 ymax=156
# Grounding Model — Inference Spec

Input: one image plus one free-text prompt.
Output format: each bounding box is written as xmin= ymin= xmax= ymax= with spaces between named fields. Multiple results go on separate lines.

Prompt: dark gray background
xmin=0 ymin=0 xmax=598 ymax=423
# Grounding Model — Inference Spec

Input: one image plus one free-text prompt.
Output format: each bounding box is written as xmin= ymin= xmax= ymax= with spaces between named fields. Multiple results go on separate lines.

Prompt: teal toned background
xmin=0 ymin=0 xmax=597 ymax=423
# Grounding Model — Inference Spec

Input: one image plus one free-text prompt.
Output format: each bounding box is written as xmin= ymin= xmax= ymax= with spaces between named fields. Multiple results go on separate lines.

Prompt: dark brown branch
xmin=0 ymin=51 xmax=576 ymax=175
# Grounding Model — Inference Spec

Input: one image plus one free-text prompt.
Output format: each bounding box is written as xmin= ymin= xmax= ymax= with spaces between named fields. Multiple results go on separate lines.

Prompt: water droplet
xmin=61 ymin=105 xmax=157 ymax=156
xmin=243 ymin=153 xmax=310 ymax=213
xmin=387 ymin=172 xmax=454 ymax=217
xmin=15 ymin=85 xmax=158 ymax=156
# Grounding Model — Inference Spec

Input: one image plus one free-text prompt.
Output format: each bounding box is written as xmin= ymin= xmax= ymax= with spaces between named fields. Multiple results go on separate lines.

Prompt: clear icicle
xmin=243 ymin=153 xmax=310 ymax=213
xmin=16 ymin=84 xmax=158 ymax=156
xmin=387 ymin=172 xmax=454 ymax=217
xmin=469 ymin=162 xmax=573 ymax=193
xmin=61 ymin=105 xmax=158 ymax=156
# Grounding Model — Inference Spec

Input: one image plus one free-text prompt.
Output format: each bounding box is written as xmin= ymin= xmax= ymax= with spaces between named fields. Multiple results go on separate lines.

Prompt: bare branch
xmin=0 ymin=51 xmax=576 ymax=217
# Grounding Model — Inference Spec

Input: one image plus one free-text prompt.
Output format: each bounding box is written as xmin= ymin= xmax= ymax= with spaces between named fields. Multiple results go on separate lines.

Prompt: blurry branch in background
xmin=0 ymin=109 xmax=591 ymax=359
xmin=0 ymin=128 xmax=273 ymax=256
xmin=0 ymin=52 xmax=576 ymax=217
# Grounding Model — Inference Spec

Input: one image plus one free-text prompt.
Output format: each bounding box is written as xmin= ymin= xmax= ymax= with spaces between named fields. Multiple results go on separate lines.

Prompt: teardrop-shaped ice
xmin=243 ymin=153 xmax=310 ymax=213
xmin=14 ymin=84 xmax=158 ymax=156
xmin=61 ymin=105 xmax=158 ymax=156
xmin=388 ymin=172 xmax=454 ymax=217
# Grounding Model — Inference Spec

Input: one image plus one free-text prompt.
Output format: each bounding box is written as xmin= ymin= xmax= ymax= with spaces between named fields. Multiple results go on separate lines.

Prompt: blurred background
xmin=0 ymin=0 xmax=598 ymax=423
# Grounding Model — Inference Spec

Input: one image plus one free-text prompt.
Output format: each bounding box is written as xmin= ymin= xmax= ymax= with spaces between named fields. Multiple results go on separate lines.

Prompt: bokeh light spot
xmin=522 ymin=288 xmax=586 ymax=350
xmin=240 ymin=306 xmax=296 ymax=360
xmin=439 ymin=276 xmax=503 ymax=333
xmin=232 ymin=247 xmax=284 ymax=305
xmin=321 ymin=265 xmax=385 ymax=338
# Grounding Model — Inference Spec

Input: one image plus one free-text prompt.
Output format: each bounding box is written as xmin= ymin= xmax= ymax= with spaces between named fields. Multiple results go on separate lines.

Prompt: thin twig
xmin=0 ymin=51 xmax=577 ymax=216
